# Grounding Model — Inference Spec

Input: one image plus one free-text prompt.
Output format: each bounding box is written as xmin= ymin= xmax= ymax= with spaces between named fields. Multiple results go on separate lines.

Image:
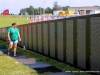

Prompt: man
xmin=7 ymin=22 xmax=21 ymax=57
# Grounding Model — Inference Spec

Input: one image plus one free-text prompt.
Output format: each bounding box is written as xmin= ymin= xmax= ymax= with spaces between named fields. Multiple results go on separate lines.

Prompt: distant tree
xmin=53 ymin=2 xmax=59 ymax=11
xmin=34 ymin=8 xmax=38 ymax=15
xmin=45 ymin=7 xmax=52 ymax=13
xmin=36 ymin=7 xmax=41 ymax=15
xmin=19 ymin=13 xmax=21 ymax=15
xmin=20 ymin=9 xmax=26 ymax=15
xmin=26 ymin=6 xmax=34 ymax=15
xmin=62 ymin=6 xmax=70 ymax=11
xmin=40 ymin=8 xmax=44 ymax=14
xmin=19 ymin=4 xmax=70 ymax=15
xmin=53 ymin=2 xmax=64 ymax=11
xmin=37 ymin=7 xmax=44 ymax=15
xmin=58 ymin=5 xmax=62 ymax=10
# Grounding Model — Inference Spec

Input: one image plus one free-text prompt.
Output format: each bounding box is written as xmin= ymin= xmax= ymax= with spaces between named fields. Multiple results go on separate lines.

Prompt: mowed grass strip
xmin=0 ymin=52 xmax=38 ymax=75
xmin=0 ymin=41 xmax=51 ymax=75
xmin=0 ymin=40 xmax=91 ymax=75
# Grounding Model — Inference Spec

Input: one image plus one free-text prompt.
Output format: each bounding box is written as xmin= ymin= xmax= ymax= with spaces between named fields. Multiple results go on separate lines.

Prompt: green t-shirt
xmin=8 ymin=27 xmax=19 ymax=40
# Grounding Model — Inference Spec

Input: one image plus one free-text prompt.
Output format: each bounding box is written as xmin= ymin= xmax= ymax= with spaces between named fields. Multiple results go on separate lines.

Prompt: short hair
xmin=12 ymin=22 xmax=17 ymax=26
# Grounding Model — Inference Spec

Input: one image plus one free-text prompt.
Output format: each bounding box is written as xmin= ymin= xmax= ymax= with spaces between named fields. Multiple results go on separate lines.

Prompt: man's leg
xmin=13 ymin=40 xmax=18 ymax=56
xmin=13 ymin=43 xmax=17 ymax=56
xmin=8 ymin=43 xmax=13 ymax=55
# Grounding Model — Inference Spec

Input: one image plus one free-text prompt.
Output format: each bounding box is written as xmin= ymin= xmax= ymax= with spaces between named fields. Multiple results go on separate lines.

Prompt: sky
xmin=0 ymin=0 xmax=100 ymax=14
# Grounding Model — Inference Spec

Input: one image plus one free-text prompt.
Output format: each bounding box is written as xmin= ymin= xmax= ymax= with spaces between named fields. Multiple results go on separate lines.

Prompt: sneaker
xmin=8 ymin=53 xmax=10 ymax=56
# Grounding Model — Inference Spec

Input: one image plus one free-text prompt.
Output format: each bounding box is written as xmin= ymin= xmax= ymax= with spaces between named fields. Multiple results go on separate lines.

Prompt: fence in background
xmin=0 ymin=14 xmax=100 ymax=74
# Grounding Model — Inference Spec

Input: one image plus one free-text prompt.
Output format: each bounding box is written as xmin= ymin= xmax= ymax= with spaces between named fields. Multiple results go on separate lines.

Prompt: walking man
xmin=7 ymin=22 xmax=21 ymax=57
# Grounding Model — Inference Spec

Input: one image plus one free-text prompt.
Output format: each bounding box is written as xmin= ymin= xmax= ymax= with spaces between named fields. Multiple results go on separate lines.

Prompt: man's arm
xmin=18 ymin=32 xmax=21 ymax=41
xmin=8 ymin=32 xmax=10 ymax=40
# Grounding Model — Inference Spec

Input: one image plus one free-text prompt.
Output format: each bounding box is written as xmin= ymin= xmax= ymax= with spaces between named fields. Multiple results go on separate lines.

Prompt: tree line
xmin=19 ymin=2 xmax=70 ymax=15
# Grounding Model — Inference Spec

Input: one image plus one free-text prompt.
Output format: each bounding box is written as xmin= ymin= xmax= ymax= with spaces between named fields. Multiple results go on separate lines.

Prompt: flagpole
xmin=43 ymin=1 xmax=46 ymax=15
xmin=17 ymin=4 xmax=19 ymax=15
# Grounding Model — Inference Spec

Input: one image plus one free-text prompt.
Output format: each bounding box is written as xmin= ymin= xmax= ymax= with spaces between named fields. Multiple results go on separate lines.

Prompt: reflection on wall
xmin=78 ymin=10 xmax=84 ymax=15
xmin=74 ymin=10 xmax=85 ymax=15
xmin=86 ymin=10 xmax=92 ymax=15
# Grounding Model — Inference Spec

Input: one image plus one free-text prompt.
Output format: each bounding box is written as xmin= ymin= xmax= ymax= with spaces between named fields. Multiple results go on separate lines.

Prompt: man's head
xmin=12 ymin=22 xmax=18 ymax=28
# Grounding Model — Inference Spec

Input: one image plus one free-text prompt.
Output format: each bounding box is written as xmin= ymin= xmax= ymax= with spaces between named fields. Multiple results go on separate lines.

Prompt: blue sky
xmin=0 ymin=0 xmax=100 ymax=14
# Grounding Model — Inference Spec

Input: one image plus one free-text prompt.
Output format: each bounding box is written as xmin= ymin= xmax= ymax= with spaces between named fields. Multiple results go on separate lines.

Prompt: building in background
xmin=68 ymin=6 xmax=100 ymax=15
xmin=53 ymin=10 xmax=75 ymax=16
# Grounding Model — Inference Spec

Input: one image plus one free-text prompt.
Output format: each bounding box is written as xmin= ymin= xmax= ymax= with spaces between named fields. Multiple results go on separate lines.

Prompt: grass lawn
xmin=0 ymin=40 xmax=92 ymax=75
xmin=0 ymin=53 xmax=38 ymax=75
xmin=0 ymin=41 xmax=38 ymax=75
xmin=0 ymin=15 xmax=30 ymax=28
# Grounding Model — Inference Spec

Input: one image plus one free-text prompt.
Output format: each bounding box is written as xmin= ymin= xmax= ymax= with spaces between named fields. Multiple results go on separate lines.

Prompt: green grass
xmin=0 ymin=41 xmax=39 ymax=75
xmin=0 ymin=15 xmax=29 ymax=18
xmin=0 ymin=53 xmax=38 ymax=75
xmin=0 ymin=15 xmax=30 ymax=28
xmin=0 ymin=40 xmax=92 ymax=75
